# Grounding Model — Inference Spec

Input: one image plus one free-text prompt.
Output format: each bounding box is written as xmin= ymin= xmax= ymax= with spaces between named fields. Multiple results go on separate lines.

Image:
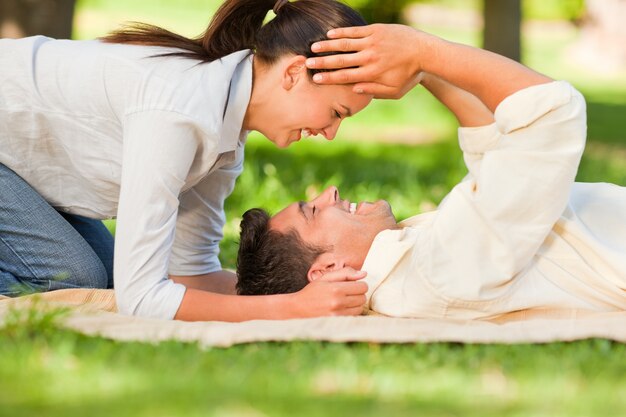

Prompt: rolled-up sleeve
xmin=168 ymin=144 xmax=244 ymax=276
xmin=114 ymin=110 xmax=204 ymax=319
xmin=428 ymin=81 xmax=587 ymax=301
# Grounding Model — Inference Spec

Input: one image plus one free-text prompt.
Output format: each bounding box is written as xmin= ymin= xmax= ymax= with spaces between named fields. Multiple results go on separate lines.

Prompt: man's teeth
xmin=349 ymin=202 xmax=357 ymax=214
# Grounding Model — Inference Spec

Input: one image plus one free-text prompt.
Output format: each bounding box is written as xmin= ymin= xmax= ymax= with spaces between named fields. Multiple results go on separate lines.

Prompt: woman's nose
xmin=323 ymin=120 xmax=342 ymax=141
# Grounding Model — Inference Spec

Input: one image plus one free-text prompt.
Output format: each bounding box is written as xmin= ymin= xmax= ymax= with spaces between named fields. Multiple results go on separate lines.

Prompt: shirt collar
xmin=219 ymin=53 xmax=253 ymax=153
xmin=398 ymin=210 xmax=437 ymax=228
xmin=361 ymin=227 xmax=418 ymax=311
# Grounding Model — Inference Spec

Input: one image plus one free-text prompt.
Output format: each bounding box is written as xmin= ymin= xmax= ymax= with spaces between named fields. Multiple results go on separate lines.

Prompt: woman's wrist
xmin=269 ymin=292 xmax=300 ymax=319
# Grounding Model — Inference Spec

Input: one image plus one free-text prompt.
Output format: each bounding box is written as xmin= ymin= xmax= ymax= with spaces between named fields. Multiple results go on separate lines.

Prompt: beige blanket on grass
xmin=1 ymin=289 xmax=625 ymax=347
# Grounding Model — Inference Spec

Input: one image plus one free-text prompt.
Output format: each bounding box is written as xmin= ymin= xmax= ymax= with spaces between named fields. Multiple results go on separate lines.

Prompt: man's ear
xmin=281 ymin=55 xmax=307 ymax=91
xmin=307 ymin=253 xmax=346 ymax=283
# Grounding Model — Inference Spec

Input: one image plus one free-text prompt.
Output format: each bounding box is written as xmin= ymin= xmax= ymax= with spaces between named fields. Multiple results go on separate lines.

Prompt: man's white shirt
xmin=363 ymin=81 xmax=626 ymax=319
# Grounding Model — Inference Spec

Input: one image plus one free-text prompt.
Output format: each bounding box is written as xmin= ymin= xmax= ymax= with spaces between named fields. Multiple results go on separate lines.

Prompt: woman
xmin=0 ymin=0 xmax=371 ymax=321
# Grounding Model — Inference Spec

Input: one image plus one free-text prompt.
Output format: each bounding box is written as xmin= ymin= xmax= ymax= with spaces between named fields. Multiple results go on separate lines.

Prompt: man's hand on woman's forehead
xmin=306 ymin=24 xmax=425 ymax=99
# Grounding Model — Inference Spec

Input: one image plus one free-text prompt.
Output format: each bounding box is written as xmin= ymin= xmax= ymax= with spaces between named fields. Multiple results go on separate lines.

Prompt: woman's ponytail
xmin=102 ymin=0 xmax=275 ymax=62
xmin=102 ymin=0 xmax=367 ymax=66
xmin=200 ymin=0 xmax=274 ymax=61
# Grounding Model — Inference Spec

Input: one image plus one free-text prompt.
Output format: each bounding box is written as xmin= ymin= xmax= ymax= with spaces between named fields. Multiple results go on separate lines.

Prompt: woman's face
xmin=251 ymin=55 xmax=372 ymax=148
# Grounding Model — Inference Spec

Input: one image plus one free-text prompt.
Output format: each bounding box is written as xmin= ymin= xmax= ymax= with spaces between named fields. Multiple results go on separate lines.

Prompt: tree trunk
xmin=1 ymin=0 xmax=76 ymax=39
xmin=483 ymin=0 xmax=521 ymax=62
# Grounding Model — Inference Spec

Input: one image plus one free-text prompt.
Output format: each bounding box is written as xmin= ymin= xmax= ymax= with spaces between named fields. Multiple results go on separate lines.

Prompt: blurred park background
xmin=1 ymin=2 xmax=626 ymax=416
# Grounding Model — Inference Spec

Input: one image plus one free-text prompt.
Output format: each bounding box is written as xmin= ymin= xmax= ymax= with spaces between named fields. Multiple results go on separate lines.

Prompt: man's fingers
xmin=311 ymin=68 xmax=369 ymax=85
xmin=353 ymin=83 xmax=402 ymax=99
xmin=326 ymin=25 xmax=374 ymax=40
xmin=306 ymin=51 xmax=366 ymax=71
xmin=311 ymin=37 xmax=367 ymax=54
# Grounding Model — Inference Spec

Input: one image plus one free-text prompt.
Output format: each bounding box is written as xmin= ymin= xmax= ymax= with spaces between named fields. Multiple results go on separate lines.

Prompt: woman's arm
xmin=174 ymin=267 xmax=368 ymax=321
xmin=170 ymin=270 xmax=237 ymax=294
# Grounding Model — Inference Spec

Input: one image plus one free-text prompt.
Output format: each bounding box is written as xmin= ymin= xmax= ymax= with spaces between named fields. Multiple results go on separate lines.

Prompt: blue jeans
xmin=0 ymin=163 xmax=114 ymax=296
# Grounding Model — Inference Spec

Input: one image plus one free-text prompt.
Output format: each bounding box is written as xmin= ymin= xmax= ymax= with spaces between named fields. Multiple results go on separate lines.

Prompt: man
xmin=236 ymin=25 xmax=626 ymax=319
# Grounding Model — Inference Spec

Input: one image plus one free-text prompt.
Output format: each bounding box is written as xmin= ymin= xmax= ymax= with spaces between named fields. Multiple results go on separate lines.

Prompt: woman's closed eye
xmin=334 ymin=110 xmax=342 ymax=119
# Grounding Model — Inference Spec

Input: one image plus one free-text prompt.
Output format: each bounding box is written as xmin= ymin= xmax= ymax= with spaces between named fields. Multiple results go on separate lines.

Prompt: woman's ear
xmin=282 ymin=55 xmax=307 ymax=91
xmin=307 ymin=253 xmax=345 ymax=282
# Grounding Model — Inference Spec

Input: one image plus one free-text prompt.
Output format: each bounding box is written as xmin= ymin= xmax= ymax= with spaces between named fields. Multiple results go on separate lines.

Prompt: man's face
xmin=269 ymin=186 xmax=398 ymax=272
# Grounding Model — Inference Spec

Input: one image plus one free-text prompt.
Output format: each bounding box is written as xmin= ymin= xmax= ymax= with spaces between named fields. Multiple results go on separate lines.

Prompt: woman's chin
xmin=273 ymin=138 xmax=293 ymax=148
xmin=267 ymin=130 xmax=302 ymax=148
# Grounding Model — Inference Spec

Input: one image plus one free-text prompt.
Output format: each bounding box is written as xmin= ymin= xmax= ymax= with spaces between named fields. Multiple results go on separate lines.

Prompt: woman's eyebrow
xmin=339 ymin=104 xmax=353 ymax=117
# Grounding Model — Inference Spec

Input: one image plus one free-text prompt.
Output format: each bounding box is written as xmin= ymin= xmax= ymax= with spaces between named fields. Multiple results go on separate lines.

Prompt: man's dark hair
xmin=236 ymin=208 xmax=326 ymax=295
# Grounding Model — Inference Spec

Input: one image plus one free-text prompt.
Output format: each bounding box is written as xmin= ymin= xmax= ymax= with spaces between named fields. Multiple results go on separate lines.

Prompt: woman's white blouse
xmin=0 ymin=37 xmax=253 ymax=319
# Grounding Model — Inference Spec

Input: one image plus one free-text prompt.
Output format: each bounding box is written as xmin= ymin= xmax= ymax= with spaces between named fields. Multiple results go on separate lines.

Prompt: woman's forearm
xmin=174 ymin=287 xmax=296 ymax=322
xmin=173 ymin=266 xmax=368 ymax=322
xmin=170 ymin=270 xmax=237 ymax=295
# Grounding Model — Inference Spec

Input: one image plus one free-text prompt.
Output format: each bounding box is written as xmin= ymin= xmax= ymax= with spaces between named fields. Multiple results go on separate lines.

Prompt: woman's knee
xmin=51 ymin=251 xmax=110 ymax=290
xmin=0 ymin=163 xmax=112 ymax=292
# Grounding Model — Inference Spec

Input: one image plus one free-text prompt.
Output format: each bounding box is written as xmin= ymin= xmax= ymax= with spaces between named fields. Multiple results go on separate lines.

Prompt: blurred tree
xmin=0 ymin=0 xmax=76 ymax=39
xmin=346 ymin=0 xmax=413 ymax=24
xmin=523 ymin=0 xmax=585 ymax=22
xmin=483 ymin=0 xmax=521 ymax=62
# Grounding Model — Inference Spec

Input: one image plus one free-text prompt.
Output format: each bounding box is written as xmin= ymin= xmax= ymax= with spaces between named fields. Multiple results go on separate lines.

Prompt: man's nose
xmin=311 ymin=186 xmax=339 ymax=208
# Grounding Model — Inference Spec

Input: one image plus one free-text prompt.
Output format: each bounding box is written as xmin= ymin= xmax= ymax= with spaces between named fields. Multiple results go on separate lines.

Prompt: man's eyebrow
xmin=339 ymin=104 xmax=353 ymax=117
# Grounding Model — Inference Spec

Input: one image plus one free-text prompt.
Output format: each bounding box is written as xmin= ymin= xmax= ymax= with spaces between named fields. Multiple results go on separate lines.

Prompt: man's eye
xmin=312 ymin=206 xmax=316 ymax=216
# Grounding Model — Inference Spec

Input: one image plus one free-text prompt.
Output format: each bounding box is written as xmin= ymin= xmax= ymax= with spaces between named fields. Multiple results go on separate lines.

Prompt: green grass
xmin=3 ymin=1 xmax=626 ymax=416
xmin=1 ymin=311 xmax=625 ymax=417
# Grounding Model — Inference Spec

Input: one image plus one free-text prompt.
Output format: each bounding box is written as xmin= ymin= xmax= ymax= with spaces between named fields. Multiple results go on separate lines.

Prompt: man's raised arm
xmin=419 ymin=73 xmax=494 ymax=127
xmin=306 ymin=24 xmax=552 ymax=107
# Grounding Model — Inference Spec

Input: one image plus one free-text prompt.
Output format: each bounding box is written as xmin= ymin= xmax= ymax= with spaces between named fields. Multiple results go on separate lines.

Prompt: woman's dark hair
xmin=101 ymin=0 xmax=367 ymax=71
xmin=236 ymin=208 xmax=326 ymax=295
